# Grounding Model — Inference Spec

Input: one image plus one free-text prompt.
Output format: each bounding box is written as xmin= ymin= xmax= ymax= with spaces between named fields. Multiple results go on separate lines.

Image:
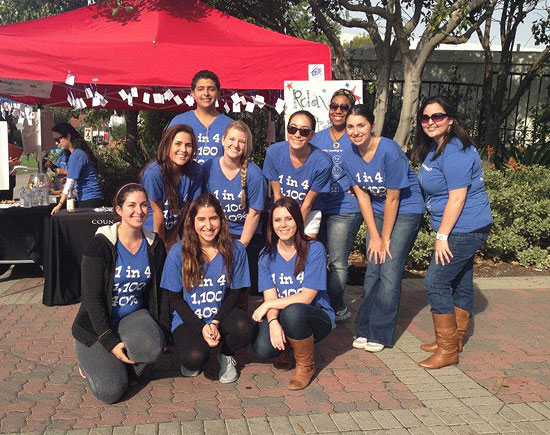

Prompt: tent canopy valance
xmin=0 ymin=0 xmax=332 ymax=110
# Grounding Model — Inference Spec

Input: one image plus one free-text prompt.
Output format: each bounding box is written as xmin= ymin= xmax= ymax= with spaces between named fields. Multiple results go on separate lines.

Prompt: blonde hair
xmin=222 ymin=120 xmax=253 ymax=208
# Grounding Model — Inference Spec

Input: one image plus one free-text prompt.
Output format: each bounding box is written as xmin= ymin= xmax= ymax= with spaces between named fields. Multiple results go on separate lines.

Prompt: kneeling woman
xmin=72 ymin=184 xmax=168 ymax=404
xmin=252 ymin=197 xmax=335 ymax=390
xmin=161 ymin=194 xmax=255 ymax=383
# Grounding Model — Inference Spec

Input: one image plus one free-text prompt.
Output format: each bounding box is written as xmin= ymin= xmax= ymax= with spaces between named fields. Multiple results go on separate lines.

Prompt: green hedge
xmin=353 ymin=165 xmax=550 ymax=270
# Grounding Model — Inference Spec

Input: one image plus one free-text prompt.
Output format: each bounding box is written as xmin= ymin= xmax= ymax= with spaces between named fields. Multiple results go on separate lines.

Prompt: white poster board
xmin=0 ymin=121 xmax=8 ymax=191
xmin=283 ymin=80 xmax=363 ymax=132
xmin=21 ymin=109 xmax=55 ymax=155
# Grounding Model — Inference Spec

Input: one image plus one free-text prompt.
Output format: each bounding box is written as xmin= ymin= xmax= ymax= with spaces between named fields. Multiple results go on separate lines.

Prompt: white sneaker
xmin=352 ymin=336 xmax=368 ymax=349
xmin=335 ymin=306 xmax=352 ymax=322
xmin=217 ymin=352 xmax=238 ymax=383
xmin=180 ymin=364 xmax=200 ymax=377
xmin=364 ymin=342 xmax=385 ymax=352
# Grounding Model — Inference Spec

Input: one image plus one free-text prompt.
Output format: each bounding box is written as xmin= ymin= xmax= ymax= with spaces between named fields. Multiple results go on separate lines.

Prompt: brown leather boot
xmin=287 ymin=336 xmax=315 ymax=390
xmin=420 ymin=306 xmax=470 ymax=353
xmin=419 ymin=314 xmax=458 ymax=369
xmin=273 ymin=348 xmax=293 ymax=371
xmin=455 ymin=306 xmax=470 ymax=352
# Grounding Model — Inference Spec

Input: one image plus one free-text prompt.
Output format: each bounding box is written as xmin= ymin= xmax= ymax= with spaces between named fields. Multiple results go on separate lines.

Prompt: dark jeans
xmin=318 ymin=212 xmax=363 ymax=312
xmin=172 ymin=308 xmax=255 ymax=371
xmin=253 ymin=303 xmax=332 ymax=360
xmin=425 ymin=229 xmax=490 ymax=315
xmin=74 ymin=309 xmax=164 ymax=404
xmin=355 ymin=213 xmax=422 ymax=347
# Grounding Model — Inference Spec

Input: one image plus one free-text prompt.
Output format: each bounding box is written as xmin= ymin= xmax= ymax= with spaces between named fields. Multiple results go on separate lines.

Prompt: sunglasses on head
xmin=329 ymin=102 xmax=351 ymax=112
xmin=287 ymin=125 xmax=312 ymax=137
xmin=420 ymin=113 xmax=449 ymax=124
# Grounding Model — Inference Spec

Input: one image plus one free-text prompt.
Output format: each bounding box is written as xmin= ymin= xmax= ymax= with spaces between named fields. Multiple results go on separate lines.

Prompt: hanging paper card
xmin=163 ymin=89 xmax=174 ymax=101
xmin=184 ymin=95 xmax=195 ymax=106
xmin=131 ymin=87 xmax=138 ymax=98
xmin=245 ymin=102 xmax=255 ymax=113
xmin=232 ymin=102 xmax=241 ymax=113
xmin=173 ymin=95 xmax=183 ymax=105
xmin=143 ymin=92 xmax=151 ymax=104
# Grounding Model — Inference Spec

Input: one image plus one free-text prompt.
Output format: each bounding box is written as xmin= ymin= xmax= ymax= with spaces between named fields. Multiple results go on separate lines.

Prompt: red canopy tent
xmin=0 ymin=0 xmax=332 ymax=110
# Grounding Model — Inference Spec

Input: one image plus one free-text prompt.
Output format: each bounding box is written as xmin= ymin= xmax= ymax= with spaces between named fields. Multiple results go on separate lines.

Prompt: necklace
xmin=330 ymin=127 xmax=346 ymax=149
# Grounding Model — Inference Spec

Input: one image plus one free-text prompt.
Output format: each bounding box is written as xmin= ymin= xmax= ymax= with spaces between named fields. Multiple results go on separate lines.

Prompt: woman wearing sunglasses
xmin=414 ymin=96 xmax=492 ymax=369
xmin=51 ymin=123 xmax=103 ymax=214
xmin=262 ymin=110 xmax=331 ymax=238
xmin=310 ymin=89 xmax=362 ymax=322
xmin=343 ymin=105 xmax=424 ymax=353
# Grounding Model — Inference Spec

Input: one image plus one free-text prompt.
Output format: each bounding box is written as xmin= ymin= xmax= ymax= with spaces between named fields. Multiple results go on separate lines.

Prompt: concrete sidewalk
xmin=0 ymin=266 xmax=549 ymax=434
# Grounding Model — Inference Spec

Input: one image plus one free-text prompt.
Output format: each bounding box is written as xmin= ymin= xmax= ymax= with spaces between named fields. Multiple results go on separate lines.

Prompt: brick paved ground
xmin=1 ymin=265 xmax=549 ymax=434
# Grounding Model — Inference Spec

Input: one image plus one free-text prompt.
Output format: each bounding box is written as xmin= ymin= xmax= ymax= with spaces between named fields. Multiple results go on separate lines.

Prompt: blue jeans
xmin=318 ymin=212 xmax=363 ymax=312
xmin=425 ymin=230 xmax=489 ymax=315
xmin=252 ymin=303 xmax=332 ymax=359
xmin=355 ymin=213 xmax=422 ymax=347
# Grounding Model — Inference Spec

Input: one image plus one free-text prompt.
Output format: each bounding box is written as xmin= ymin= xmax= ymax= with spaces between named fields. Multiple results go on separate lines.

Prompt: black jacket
xmin=71 ymin=223 xmax=168 ymax=351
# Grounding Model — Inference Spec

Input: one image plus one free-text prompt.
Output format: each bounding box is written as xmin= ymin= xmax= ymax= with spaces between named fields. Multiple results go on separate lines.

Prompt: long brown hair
xmin=223 ymin=120 xmax=253 ymax=208
xmin=263 ymin=197 xmax=310 ymax=276
xmin=140 ymin=124 xmax=197 ymax=215
xmin=412 ymin=96 xmax=474 ymax=164
xmin=52 ymin=122 xmax=98 ymax=168
xmin=181 ymin=194 xmax=233 ymax=290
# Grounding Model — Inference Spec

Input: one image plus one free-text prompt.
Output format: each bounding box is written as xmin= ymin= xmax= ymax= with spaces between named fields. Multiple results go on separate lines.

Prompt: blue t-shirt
xmin=111 ymin=238 xmax=151 ymax=324
xmin=418 ymin=138 xmax=492 ymax=233
xmin=67 ymin=148 xmax=102 ymax=202
xmin=202 ymin=157 xmax=267 ymax=236
xmin=258 ymin=240 xmax=335 ymax=328
xmin=262 ymin=141 xmax=331 ymax=206
xmin=141 ymin=160 xmax=203 ymax=232
xmin=310 ymin=128 xmax=360 ymax=214
xmin=168 ymin=111 xmax=233 ymax=165
xmin=56 ymin=151 xmax=69 ymax=170
xmin=342 ymin=137 xmax=424 ymax=215
xmin=161 ymin=240 xmax=251 ymax=331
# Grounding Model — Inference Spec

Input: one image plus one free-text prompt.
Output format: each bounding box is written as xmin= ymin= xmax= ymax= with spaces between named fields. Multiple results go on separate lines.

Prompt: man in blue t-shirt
xmin=168 ymin=70 xmax=233 ymax=165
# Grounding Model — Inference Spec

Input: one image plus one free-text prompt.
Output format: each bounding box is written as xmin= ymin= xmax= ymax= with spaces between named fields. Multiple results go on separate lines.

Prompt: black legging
xmin=252 ymin=303 xmax=332 ymax=360
xmin=172 ymin=308 xmax=256 ymax=371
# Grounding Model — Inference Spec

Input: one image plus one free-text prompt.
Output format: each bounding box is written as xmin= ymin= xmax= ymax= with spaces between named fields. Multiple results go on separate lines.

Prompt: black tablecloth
xmin=0 ymin=205 xmax=53 ymax=264
xmin=43 ymin=208 xmax=116 ymax=306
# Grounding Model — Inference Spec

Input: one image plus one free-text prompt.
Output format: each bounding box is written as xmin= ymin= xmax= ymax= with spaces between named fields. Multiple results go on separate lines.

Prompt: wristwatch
xmin=436 ymin=233 xmax=448 ymax=241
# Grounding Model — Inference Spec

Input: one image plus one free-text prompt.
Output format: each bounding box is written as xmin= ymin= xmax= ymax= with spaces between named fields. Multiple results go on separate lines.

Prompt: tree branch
xmin=498 ymin=46 xmax=550 ymax=122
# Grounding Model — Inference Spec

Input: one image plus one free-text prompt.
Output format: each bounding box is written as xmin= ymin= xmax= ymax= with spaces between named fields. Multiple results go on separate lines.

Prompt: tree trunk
xmin=372 ymin=60 xmax=391 ymax=136
xmin=393 ymin=66 xmax=422 ymax=148
xmin=122 ymin=109 xmax=141 ymax=161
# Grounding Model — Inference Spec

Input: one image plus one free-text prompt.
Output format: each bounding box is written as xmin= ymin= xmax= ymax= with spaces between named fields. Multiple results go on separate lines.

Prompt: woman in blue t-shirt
xmin=263 ymin=110 xmax=331 ymax=238
xmin=311 ymin=89 xmax=362 ymax=322
xmin=413 ymin=96 xmax=492 ymax=370
xmin=51 ymin=123 xmax=103 ymax=214
xmin=252 ymin=197 xmax=334 ymax=390
xmin=343 ymin=105 xmax=424 ymax=353
xmin=202 ymin=120 xmax=267 ymax=309
xmin=72 ymin=183 xmax=168 ymax=404
xmin=140 ymin=124 xmax=203 ymax=250
xmin=161 ymin=194 xmax=255 ymax=383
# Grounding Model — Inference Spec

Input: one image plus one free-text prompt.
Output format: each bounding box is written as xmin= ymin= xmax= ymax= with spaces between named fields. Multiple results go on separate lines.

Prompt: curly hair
xmin=181 ymin=194 xmax=233 ymax=290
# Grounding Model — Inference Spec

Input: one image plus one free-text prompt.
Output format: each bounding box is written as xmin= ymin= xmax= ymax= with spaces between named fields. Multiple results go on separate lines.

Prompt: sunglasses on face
xmin=329 ymin=103 xmax=351 ymax=112
xmin=54 ymin=135 xmax=66 ymax=144
xmin=287 ymin=125 xmax=312 ymax=137
xmin=420 ymin=113 xmax=449 ymax=124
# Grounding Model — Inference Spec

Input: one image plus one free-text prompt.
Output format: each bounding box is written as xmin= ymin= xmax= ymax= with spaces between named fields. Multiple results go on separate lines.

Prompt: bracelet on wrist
xmin=268 ymin=318 xmax=278 ymax=325
xmin=436 ymin=233 xmax=448 ymax=241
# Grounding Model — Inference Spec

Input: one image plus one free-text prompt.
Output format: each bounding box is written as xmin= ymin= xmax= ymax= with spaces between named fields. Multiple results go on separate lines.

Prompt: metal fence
xmin=360 ymin=72 xmax=550 ymax=148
